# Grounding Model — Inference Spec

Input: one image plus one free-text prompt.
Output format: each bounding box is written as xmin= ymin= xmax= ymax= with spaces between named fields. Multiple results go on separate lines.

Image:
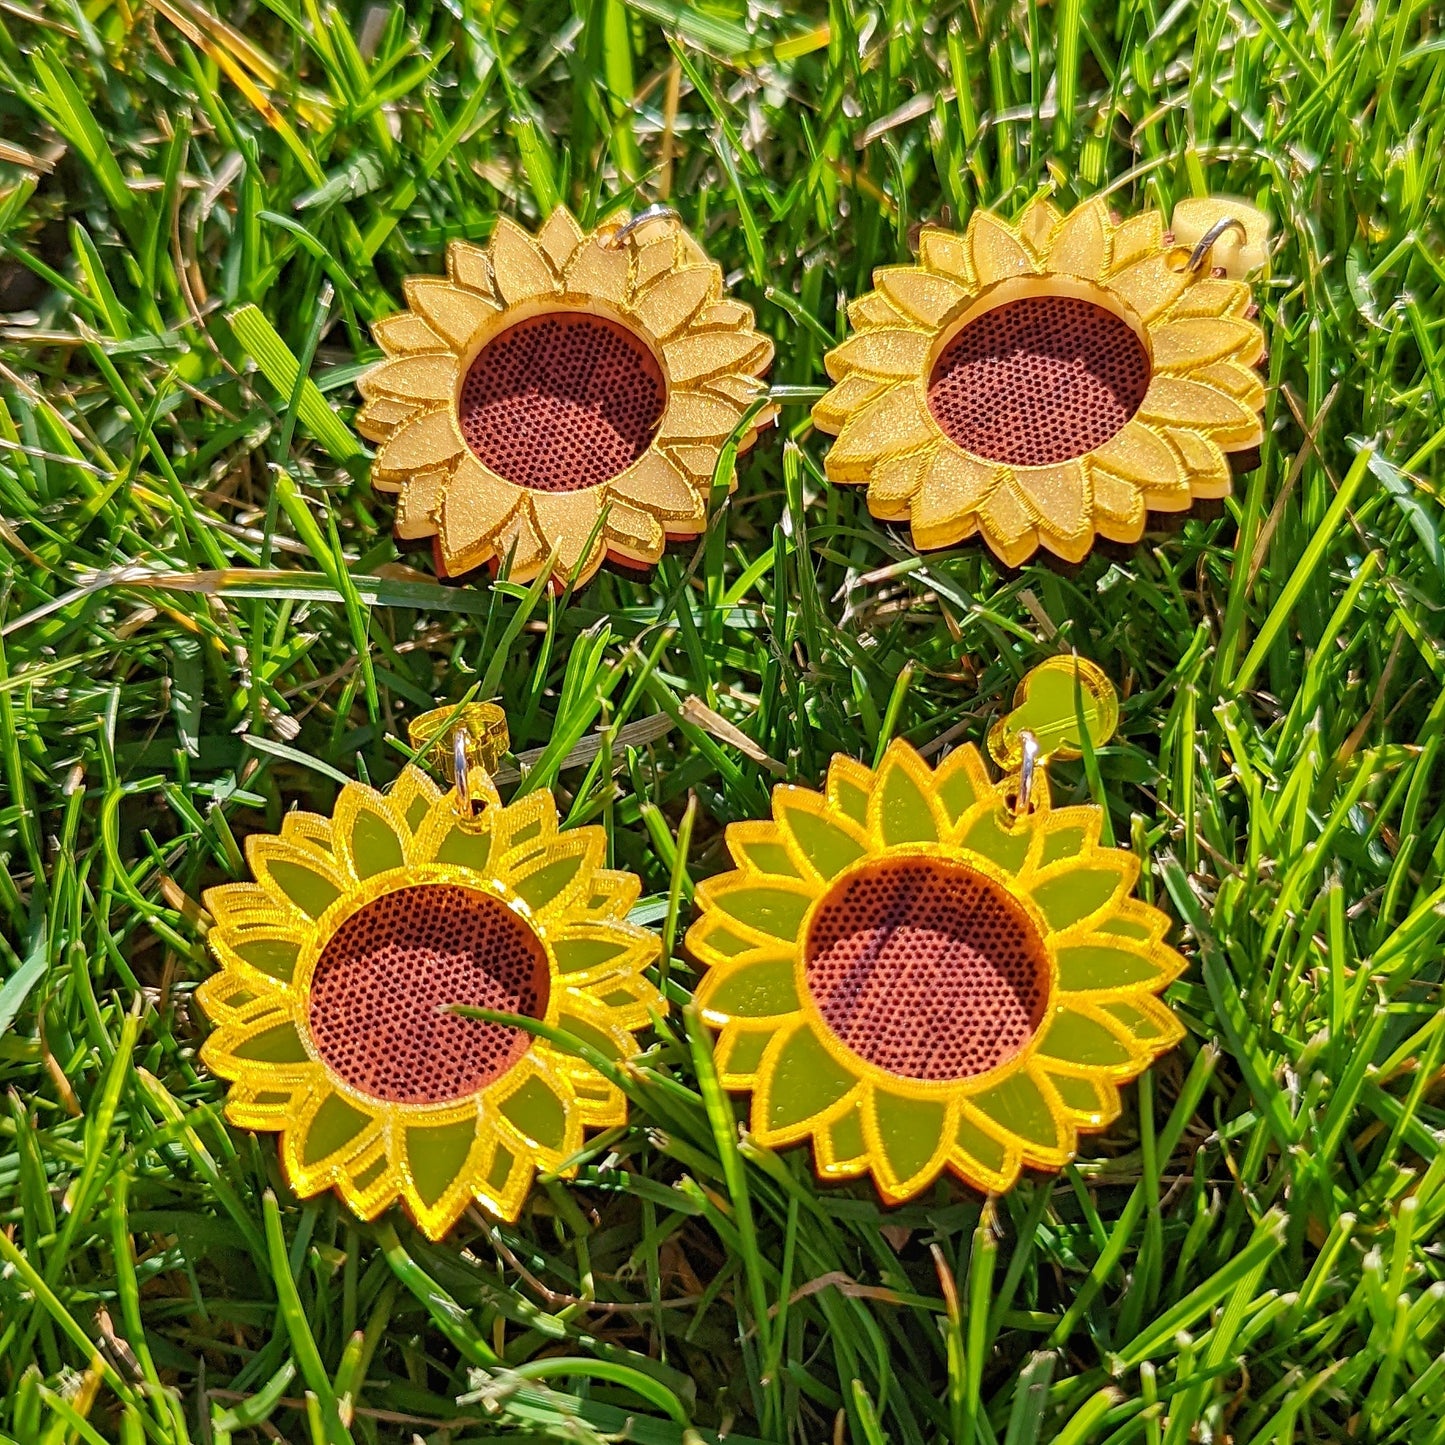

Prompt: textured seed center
xmin=308 ymin=885 xmax=548 ymax=1104
xmin=927 ymin=295 xmax=1151 ymax=467
xmin=457 ymin=312 xmax=665 ymax=492
xmin=802 ymin=857 xmax=1049 ymax=1081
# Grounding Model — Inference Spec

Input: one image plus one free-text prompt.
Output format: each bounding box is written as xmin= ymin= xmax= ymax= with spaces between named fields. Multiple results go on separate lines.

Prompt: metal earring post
xmin=1014 ymin=730 xmax=1042 ymax=816
xmin=1187 ymin=215 xmax=1248 ymax=272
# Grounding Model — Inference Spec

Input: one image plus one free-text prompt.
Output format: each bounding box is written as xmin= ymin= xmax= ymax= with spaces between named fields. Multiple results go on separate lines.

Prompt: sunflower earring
xmin=197 ymin=704 xmax=661 ymax=1238
xmin=357 ymin=206 xmax=775 ymax=590
xmin=687 ymin=658 xmax=1185 ymax=1206
xmin=812 ymin=193 xmax=1268 ymax=566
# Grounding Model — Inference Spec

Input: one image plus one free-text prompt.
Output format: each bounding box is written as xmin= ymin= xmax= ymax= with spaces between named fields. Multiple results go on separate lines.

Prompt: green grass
xmin=1 ymin=0 xmax=1444 ymax=1440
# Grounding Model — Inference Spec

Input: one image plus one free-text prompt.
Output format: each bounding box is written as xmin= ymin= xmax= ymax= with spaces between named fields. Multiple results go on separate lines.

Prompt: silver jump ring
xmin=1187 ymin=216 xmax=1248 ymax=273
xmin=454 ymin=730 xmax=472 ymax=813
xmin=1015 ymin=731 xmax=1042 ymax=816
xmin=607 ymin=204 xmax=682 ymax=248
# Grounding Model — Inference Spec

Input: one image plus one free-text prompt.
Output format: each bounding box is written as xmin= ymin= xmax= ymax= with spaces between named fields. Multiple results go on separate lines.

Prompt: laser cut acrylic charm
xmin=196 ymin=704 xmax=662 ymax=1239
xmin=812 ymin=193 xmax=1269 ymax=567
xmin=686 ymin=659 xmax=1185 ymax=1206
xmin=356 ymin=206 xmax=775 ymax=590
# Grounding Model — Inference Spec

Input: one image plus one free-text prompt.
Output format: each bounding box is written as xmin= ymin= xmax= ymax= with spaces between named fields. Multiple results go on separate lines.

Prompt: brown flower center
xmin=802 ymin=857 xmax=1049 ymax=1082
xmin=457 ymin=313 xmax=665 ymax=493
xmin=308 ymin=885 xmax=549 ymax=1104
xmin=927 ymin=295 xmax=1150 ymax=467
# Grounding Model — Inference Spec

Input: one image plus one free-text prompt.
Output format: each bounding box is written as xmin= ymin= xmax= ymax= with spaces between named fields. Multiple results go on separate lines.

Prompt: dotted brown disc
xmin=927 ymin=295 xmax=1151 ymax=467
xmin=308 ymin=885 xmax=549 ymax=1105
xmin=457 ymin=312 xmax=666 ymax=493
xmin=802 ymin=857 xmax=1049 ymax=1082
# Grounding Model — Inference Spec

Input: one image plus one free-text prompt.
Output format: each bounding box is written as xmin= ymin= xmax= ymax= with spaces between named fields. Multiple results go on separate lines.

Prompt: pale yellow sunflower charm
xmin=687 ymin=660 xmax=1184 ymax=1206
xmin=197 ymin=706 xmax=661 ymax=1238
xmin=812 ymin=194 xmax=1268 ymax=567
xmin=357 ymin=207 xmax=774 ymax=589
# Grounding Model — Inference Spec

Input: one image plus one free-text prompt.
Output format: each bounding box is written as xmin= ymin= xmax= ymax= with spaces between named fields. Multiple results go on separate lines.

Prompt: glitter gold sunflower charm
xmin=197 ymin=706 xmax=661 ymax=1238
xmin=356 ymin=207 xmax=774 ymax=589
xmin=812 ymin=194 xmax=1267 ymax=567
xmin=686 ymin=662 xmax=1184 ymax=1205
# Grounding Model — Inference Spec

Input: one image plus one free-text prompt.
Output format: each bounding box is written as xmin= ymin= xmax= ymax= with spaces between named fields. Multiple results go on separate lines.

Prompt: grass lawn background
xmin=2 ymin=0 xmax=1445 ymax=1440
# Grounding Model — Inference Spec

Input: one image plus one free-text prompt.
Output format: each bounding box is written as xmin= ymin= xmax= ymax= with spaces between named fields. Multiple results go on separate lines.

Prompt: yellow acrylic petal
xmin=1029 ymin=850 xmax=1137 ymax=934
xmin=612 ymin=451 xmax=707 ymax=523
xmin=918 ymin=227 xmax=974 ymax=284
xmin=537 ymin=206 xmax=585 ymax=274
xmin=1151 ymin=317 xmax=1265 ymax=372
xmin=489 ymin=215 xmax=557 ymax=305
xmin=1168 ymin=277 xmax=1253 ymax=320
xmin=603 ymin=498 xmax=666 ymax=562
xmin=632 ymin=235 xmax=679 ymax=291
xmin=772 ymin=786 xmax=871 ymax=882
xmin=438 ymin=455 xmax=522 ymax=562
xmin=693 ymin=950 xmax=801 ymax=1024
xmin=356 ymin=397 xmax=422 ymax=445
xmin=970 ymin=1066 xmax=1074 ymax=1167
xmin=494 ymin=1058 xmax=582 ymax=1166
xmin=245 ymin=836 xmax=347 ymax=920
xmin=826 ymin=328 xmax=932 ymax=381
xmin=530 ymin=492 xmax=607 ymax=580
xmin=692 ymin=871 xmax=816 ymax=947
xmin=952 ymin=1108 xmax=1023 ymax=1193
xmin=909 ymin=448 xmax=1000 ymax=540
xmin=565 ymin=237 xmax=631 ymax=306
xmin=712 ymin=1022 xmax=775 ymax=1089
xmin=1088 ymin=418 xmax=1184 ymax=492
xmin=395 ymin=469 xmax=448 ymax=540
xmin=695 ymin=299 xmax=756 ymax=330
xmin=1017 ymin=195 xmax=1063 ymax=258
xmin=1138 ymin=377 xmax=1263 ymax=448
xmin=825 ymin=387 xmax=936 ymax=482
xmin=865 ymin=1085 xmax=954 ymax=1203
xmin=752 ymin=1018 xmax=860 ymax=1147
xmin=402 ymin=277 xmax=497 ymax=350
xmin=1090 ymin=472 xmax=1147 ymax=542
xmin=634 ymin=265 xmax=720 ymax=340
xmin=1166 ymin=427 xmax=1233 ymax=498
xmin=867 ymin=741 xmax=946 ymax=846
xmin=663 ymin=330 xmax=772 ymax=385
xmin=975 ymin=482 xmax=1039 ymax=568
xmin=657 ymin=392 xmax=745 ymax=445
xmin=826 ymin=754 xmax=876 ymax=829
xmin=848 ymin=291 xmax=912 ymax=331
xmin=727 ymin=819 xmax=806 ymax=880
xmin=493 ymin=507 xmax=551 ymax=578
xmin=446 ymin=240 xmax=492 ymax=296
xmin=1192 ymin=360 xmax=1267 ymax=411
xmin=330 ymin=786 xmax=407 ymax=882
xmin=875 ymin=268 xmax=972 ymax=328
xmin=1107 ymin=211 xmax=1164 ymax=274
xmin=374 ymin=408 xmax=464 ymax=482
xmin=1037 ymin=1068 xmax=1120 ymax=1129
xmin=868 ymin=450 xmax=931 ymax=518
xmin=1108 ymin=254 xmax=1189 ymax=322
xmin=932 ymin=743 xmax=996 ymax=829
xmin=284 ymin=1089 xmax=380 ymax=1186
xmin=818 ymin=1099 xmax=871 ymax=1176
xmin=1045 ymin=197 xmax=1109 ymax=281
xmin=967 ymin=211 xmax=1035 ymax=287
xmin=401 ymin=1108 xmax=490 ymax=1236
xmin=1035 ymin=1001 xmax=1148 ymax=1075
xmin=812 ymin=374 xmax=892 ymax=433
xmin=1013 ymin=461 xmax=1093 ymax=559
xmin=372 ymin=312 xmax=447 ymax=356
xmin=357 ymin=353 xmax=458 ymax=404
